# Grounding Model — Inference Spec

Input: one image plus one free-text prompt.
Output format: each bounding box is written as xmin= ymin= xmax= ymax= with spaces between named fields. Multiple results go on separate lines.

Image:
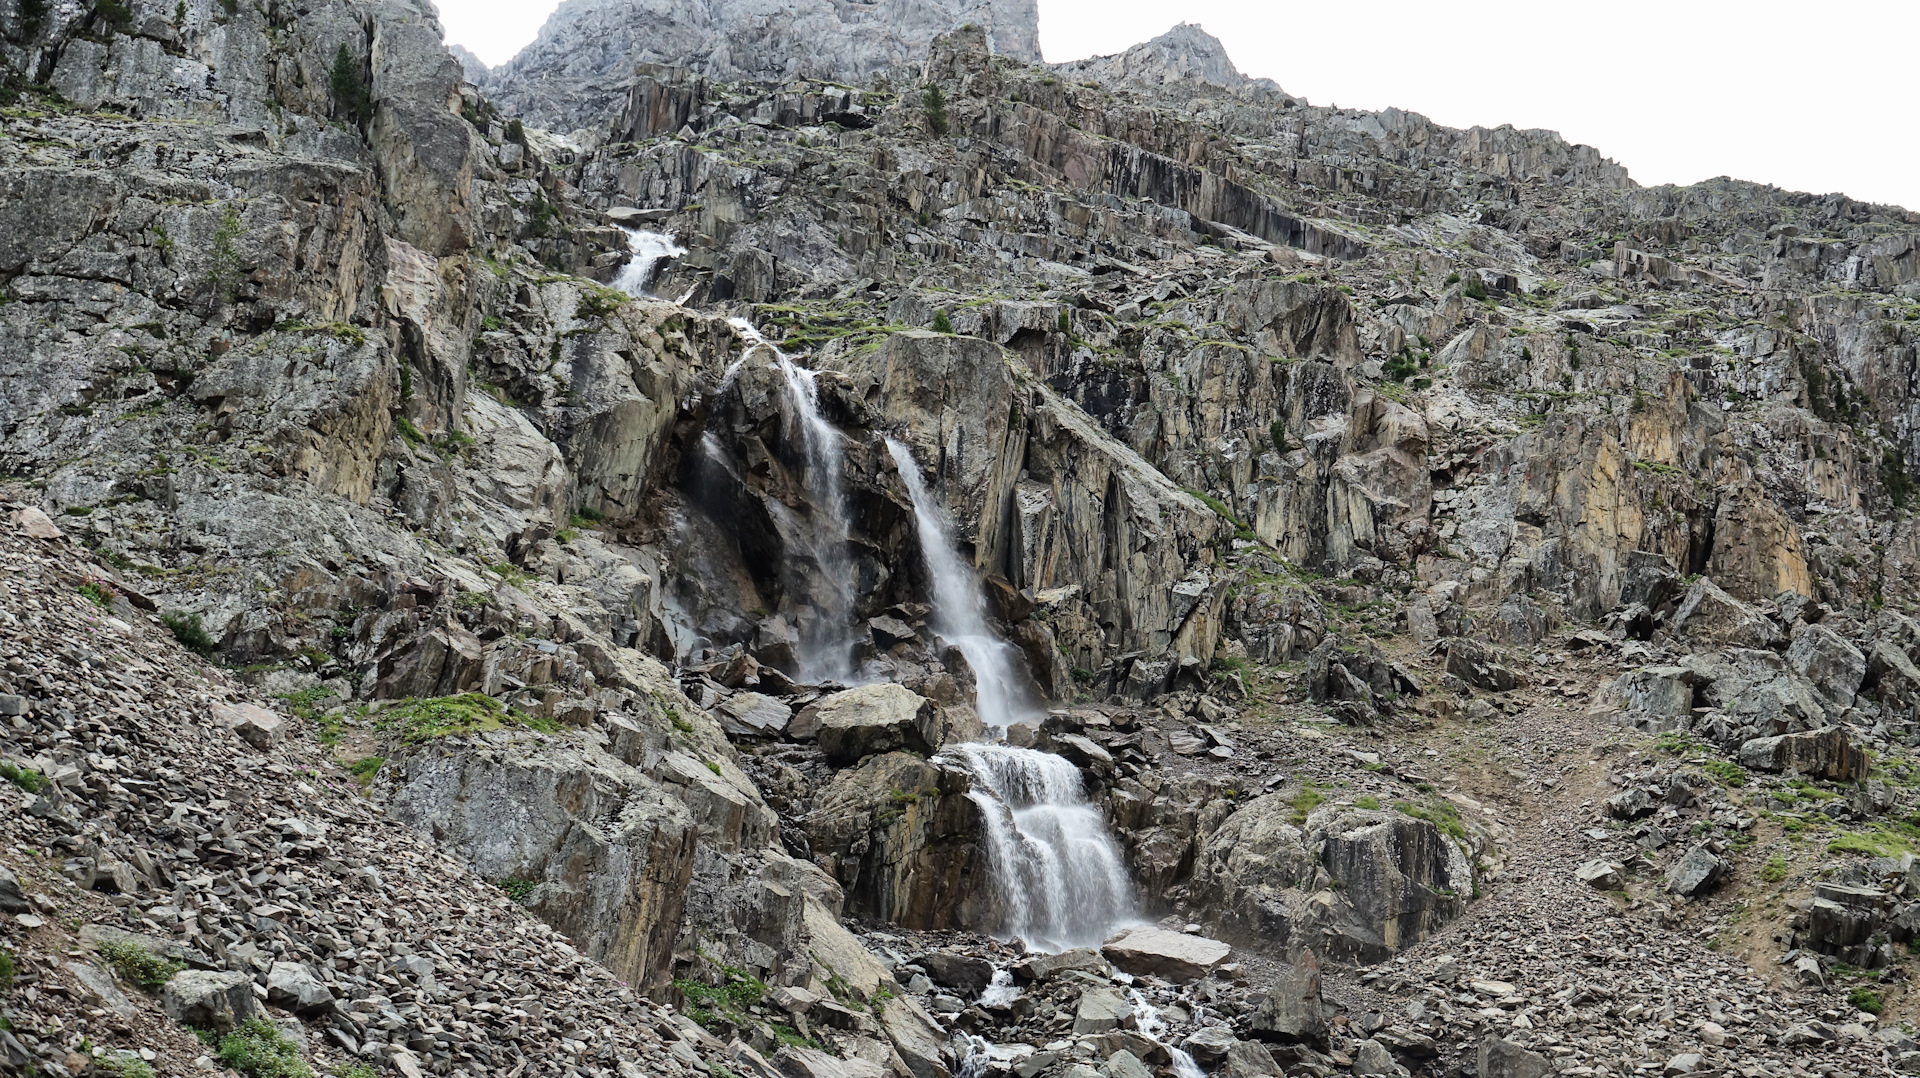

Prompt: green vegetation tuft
xmin=0 ymin=947 xmax=15 ymax=992
xmin=1393 ymin=797 xmax=1469 ymax=842
xmin=1761 ymin=854 xmax=1789 ymax=882
xmin=329 ymin=44 xmax=372 ymax=127
xmin=96 ymin=1055 xmax=156 ymax=1078
xmin=96 ymin=940 xmax=184 ymax=994
xmin=675 ymin=965 xmax=768 ymax=1028
xmin=1 ymin=762 xmax=46 ymax=794
xmin=218 ymin=1018 xmax=312 ymax=1078
xmin=375 ymin=693 xmax=558 ymax=744
xmin=921 ymin=83 xmax=949 ymax=136
xmin=347 ymin=756 xmax=384 ymax=786
xmin=1289 ymin=784 xmax=1324 ymax=824
xmin=162 ymin=611 xmax=218 ymax=655
xmin=1849 ymin=986 xmax=1884 ymax=1015
xmin=931 ymin=309 xmax=954 ymax=334
xmin=498 ymin=878 xmax=538 ymax=904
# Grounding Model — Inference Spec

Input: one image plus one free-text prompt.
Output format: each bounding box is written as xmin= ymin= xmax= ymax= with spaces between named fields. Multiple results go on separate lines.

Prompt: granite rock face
xmin=486 ymin=0 xmax=1043 ymax=132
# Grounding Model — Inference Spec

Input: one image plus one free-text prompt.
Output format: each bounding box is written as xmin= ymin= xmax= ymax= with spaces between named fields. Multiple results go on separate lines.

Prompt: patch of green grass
xmin=1290 ymin=784 xmax=1325 ymax=824
xmin=218 ymin=1018 xmax=312 ymax=1078
xmin=0 ymin=947 xmax=15 ymax=992
xmin=96 ymin=1055 xmax=156 ymax=1078
xmin=1828 ymin=828 xmax=1917 ymax=858
xmin=347 ymin=757 xmax=384 ymax=787
xmin=498 ymin=878 xmax=538 ymax=904
xmin=1849 ymin=986 xmax=1884 ymax=1015
xmin=96 ymin=940 xmax=184 ymax=994
xmin=675 ymin=965 xmax=767 ymax=1028
xmin=1355 ymin=795 xmax=1381 ymax=810
xmin=1 ymin=762 xmax=46 ymax=794
xmin=1701 ymin=759 xmax=1747 ymax=787
xmin=486 ymin=561 xmax=534 ymax=587
xmin=1392 ymin=797 xmax=1470 ymax=842
xmin=162 ymin=611 xmax=217 ymax=656
xmin=1761 ymin=854 xmax=1789 ymax=882
xmin=375 ymin=693 xmax=558 ymax=744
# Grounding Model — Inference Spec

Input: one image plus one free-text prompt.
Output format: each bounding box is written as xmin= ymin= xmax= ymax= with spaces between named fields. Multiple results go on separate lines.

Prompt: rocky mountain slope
xmin=4 ymin=2 xmax=1920 ymax=1078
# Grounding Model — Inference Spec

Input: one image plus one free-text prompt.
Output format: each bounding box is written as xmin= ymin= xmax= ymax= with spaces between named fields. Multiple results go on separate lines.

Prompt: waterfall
xmin=945 ymin=743 xmax=1135 ymax=951
xmin=1130 ymin=990 xmax=1207 ymax=1078
xmin=884 ymin=438 xmax=1030 ymax=731
xmin=611 ymin=227 xmax=685 ymax=297
xmin=729 ymin=319 xmax=858 ymax=682
xmin=886 ymin=437 xmax=1136 ymax=950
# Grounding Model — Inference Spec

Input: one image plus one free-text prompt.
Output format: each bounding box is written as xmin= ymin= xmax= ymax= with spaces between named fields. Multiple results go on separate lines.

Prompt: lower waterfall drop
xmin=888 ymin=437 xmax=1137 ymax=951
xmin=610 ymin=227 xmax=684 ymax=297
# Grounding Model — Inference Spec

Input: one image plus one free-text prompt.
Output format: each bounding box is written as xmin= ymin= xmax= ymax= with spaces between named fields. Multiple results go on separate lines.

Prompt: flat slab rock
xmin=1101 ymin=926 xmax=1230 ymax=982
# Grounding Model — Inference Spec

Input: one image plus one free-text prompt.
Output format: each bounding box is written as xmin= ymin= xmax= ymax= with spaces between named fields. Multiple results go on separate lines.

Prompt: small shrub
xmin=1849 ymin=986 xmax=1883 ymax=1015
xmin=921 ymin=83 xmax=949 ymax=136
xmin=20 ymin=0 xmax=47 ymax=37
xmin=1761 ymin=854 xmax=1789 ymax=882
xmin=78 ymin=578 xmax=115 ymax=608
xmin=0 ymin=762 xmax=46 ymax=794
xmin=208 ymin=204 xmax=245 ymax=303
xmin=162 ymin=611 xmax=217 ymax=655
xmin=498 ymin=878 xmax=537 ymax=903
xmin=329 ymin=44 xmax=372 ymax=127
xmin=218 ymin=1018 xmax=312 ymax=1078
xmin=1462 ymin=275 xmax=1490 ymax=302
xmin=505 ymin=118 xmax=525 ymax=144
xmin=0 ymin=947 xmax=16 ymax=992
xmin=347 ymin=756 xmax=384 ymax=786
xmin=931 ymin=309 xmax=954 ymax=334
xmin=675 ymin=965 xmax=768 ymax=1027
xmin=96 ymin=940 xmax=184 ymax=994
xmin=1268 ymin=419 xmax=1288 ymax=454
xmin=1384 ymin=352 xmax=1418 ymax=383
xmin=1701 ymin=759 xmax=1746 ymax=787
xmin=97 ymin=1055 xmax=156 ymax=1078
xmin=95 ymin=0 xmax=133 ymax=27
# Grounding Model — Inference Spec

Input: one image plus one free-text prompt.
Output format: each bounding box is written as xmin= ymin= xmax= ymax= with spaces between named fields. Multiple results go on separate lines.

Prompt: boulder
xmin=714 ymin=691 xmax=791 ymax=738
xmin=1604 ymin=788 xmax=1654 ymax=820
xmin=213 ymin=701 xmax=286 ymax=749
xmin=1574 ymin=859 xmax=1623 ymax=890
xmin=1665 ymin=845 xmax=1726 ymax=897
xmin=875 ymin=994 xmax=951 ymax=1078
xmin=1101 ymin=926 xmax=1231 ymax=983
xmin=1072 ymin=985 xmax=1134 ymax=1033
xmin=1310 ymin=809 xmax=1471 ymax=962
xmin=10 ymin=506 xmax=63 ymax=540
xmin=1353 ymin=1039 xmax=1403 ymax=1077
xmin=1249 ymin=951 xmax=1326 ymax=1047
xmin=868 ymin=615 xmax=918 ymax=648
xmin=917 ymin=952 xmax=993 ymax=997
xmin=1786 ymin=624 xmax=1866 ymax=711
xmin=1672 ymin=578 xmax=1779 ymax=649
xmin=1594 ymin=665 xmax=1695 ymax=729
xmin=1224 ymin=1041 xmax=1281 ymax=1077
xmin=266 ymin=961 xmax=333 ymax=1015
xmin=776 ymin=1047 xmax=888 ymax=1078
xmin=0 ymin=866 xmax=27 ymax=913
xmin=1445 ymin=638 xmax=1519 ymax=692
xmin=65 ymin=961 xmax=135 ymax=1019
xmin=161 ymin=969 xmax=256 ymax=1030
xmin=797 ymin=684 xmax=937 ymax=762
xmin=1477 ymin=1037 xmax=1551 ymax=1078
xmin=1737 ymin=727 xmax=1866 ymax=781
xmin=1012 ymin=948 xmax=1110 ymax=983
xmin=1181 ymin=1027 xmax=1239 ymax=1067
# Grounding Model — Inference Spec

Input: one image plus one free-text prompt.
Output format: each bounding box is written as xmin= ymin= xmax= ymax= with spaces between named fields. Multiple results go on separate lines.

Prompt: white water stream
xmin=887 ymin=437 xmax=1138 ymax=951
xmin=1131 ymin=989 xmax=1207 ymax=1078
xmin=610 ymin=227 xmax=684 ymax=297
xmin=729 ymin=319 xmax=858 ymax=682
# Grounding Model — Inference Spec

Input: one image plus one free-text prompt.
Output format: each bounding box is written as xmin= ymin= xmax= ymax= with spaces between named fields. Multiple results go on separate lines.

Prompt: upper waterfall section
xmin=484 ymin=0 xmax=1043 ymax=133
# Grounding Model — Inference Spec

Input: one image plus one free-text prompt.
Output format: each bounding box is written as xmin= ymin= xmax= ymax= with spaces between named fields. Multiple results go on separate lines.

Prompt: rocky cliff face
xmin=484 ymin=0 xmax=1043 ymax=133
xmin=4 ymin=4 xmax=1920 ymax=1078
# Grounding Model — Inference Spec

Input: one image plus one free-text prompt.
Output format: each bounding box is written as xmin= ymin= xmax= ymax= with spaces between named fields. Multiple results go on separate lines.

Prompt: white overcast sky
xmin=438 ymin=0 xmax=1920 ymax=211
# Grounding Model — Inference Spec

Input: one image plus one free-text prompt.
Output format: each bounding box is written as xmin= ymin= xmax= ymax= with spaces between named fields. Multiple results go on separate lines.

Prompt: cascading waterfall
xmin=947 ymin=743 xmax=1135 ymax=951
xmin=887 ymin=437 xmax=1137 ymax=951
xmin=884 ymin=438 xmax=1031 ymax=731
xmin=1131 ymin=990 xmax=1207 ymax=1078
xmin=610 ymin=227 xmax=685 ymax=297
xmin=730 ymin=318 xmax=858 ymax=682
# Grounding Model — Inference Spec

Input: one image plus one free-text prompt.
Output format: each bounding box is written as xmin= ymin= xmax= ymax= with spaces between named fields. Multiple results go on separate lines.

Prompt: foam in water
xmin=884 ymin=438 xmax=1031 ymax=731
xmin=729 ymin=319 xmax=858 ymax=682
xmin=611 ymin=227 xmax=685 ymax=297
xmin=1131 ymin=989 xmax=1207 ymax=1078
xmin=946 ymin=743 xmax=1136 ymax=951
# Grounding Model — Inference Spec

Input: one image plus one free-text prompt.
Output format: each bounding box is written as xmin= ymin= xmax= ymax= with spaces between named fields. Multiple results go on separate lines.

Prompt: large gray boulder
xmin=1665 ymin=845 xmax=1727 ymax=897
xmin=161 ymin=970 xmax=256 ymax=1030
xmin=1737 ymin=727 xmax=1867 ymax=781
xmin=1786 ymin=624 xmax=1866 ymax=711
xmin=1672 ymin=578 xmax=1779 ymax=649
xmin=1102 ymin=926 xmax=1231 ymax=983
xmin=1477 ymin=1037 xmax=1551 ymax=1078
xmin=1072 ymin=985 xmax=1134 ymax=1033
xmin=796 ymin=684 xmax=939 ymax=763
xmin=1249 ymin=951 xmax=1326 ymax=1047
xmin=265 ymin=961 xmax=333 ymax=1015
xmin=1593 ymin=665 xmax=1695 ymax=730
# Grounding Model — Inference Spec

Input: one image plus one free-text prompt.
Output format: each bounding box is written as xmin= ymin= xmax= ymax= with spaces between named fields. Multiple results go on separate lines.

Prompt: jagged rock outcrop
xmin=485 ymin=0 xmax=1042 ymax=132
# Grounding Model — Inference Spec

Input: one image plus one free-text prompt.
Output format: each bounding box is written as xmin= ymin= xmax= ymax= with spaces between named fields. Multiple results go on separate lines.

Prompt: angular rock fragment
xmin=161 ymin=969 xmax=256 ymax=1030
xmin=1737 ymin=727 xmax=1866 ymax=780
xmin=1102 ymin=926 xmax=1231 ymax=983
